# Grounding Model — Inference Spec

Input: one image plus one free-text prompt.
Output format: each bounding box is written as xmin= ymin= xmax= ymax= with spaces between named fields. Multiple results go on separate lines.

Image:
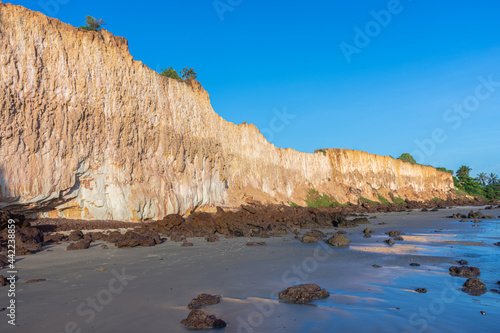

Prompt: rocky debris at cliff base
xmin=205 ymin=235 xmax=219 ymax=242
xmin=415 ymin=288 xmax=427 ymax=293
xmin=44 ymin=233 xmax=68 ymax=243
xmin=67 ymin=239 xmax=92 ymax=251
xmin=246 ymin=242 xmax=266 ymax=246
xmin=180 ymin=309 xmax=226 ymax=329
xmin=449 ymin=266 xmax=481 ymax=278
xmin=462 ymin=278 xmax=487 ymax=295
xmin=114 ymin=230 xmax=162 ymax=248
xmin=301 ymin=230 xmax=326 ymax=243
xmin=188 ymin=294 xmax=222 ymax=309
xmin=326 ymin=233 xmax=351 ymax=247
xmin=278 ymin=284 xmax=330 ymax=304
xmin=68 ymin=230 xmax=84 ymax=241
xmin=13 ymin=227 xmax=45 ymax=255
xmin=0 ymin=254 xmax=9 ymax=268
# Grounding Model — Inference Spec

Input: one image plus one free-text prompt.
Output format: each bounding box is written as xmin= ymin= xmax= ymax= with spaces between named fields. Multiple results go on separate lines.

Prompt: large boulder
xmin=278 ymin=283 xmax=330 ymax=304
xmin=462 ymin=278 xmax=487 ymax=295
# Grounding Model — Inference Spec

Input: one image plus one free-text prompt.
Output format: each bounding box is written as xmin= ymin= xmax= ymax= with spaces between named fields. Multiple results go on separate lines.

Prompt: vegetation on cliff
xmin=397 ymin=153 xmax=417 ymax=164
xmin=305 ymin=189 xmax=343 ymax=208
xmin=454 ymin=166 xmax=500 ymax=200
xmin=80 ymin=16 xmax=107 ymax=31
xmin=160 ymin=67 xmax=197 ymax=81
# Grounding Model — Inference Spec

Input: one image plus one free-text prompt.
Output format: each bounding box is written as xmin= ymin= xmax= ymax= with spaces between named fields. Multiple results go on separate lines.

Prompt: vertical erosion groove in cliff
xmin=0 ymin=3 xmax=455 ymax=221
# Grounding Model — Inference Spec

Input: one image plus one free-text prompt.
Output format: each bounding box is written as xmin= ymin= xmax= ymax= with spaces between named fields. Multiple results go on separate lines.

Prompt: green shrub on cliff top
xmin=397 ymin=153 xmax=417 ymax=165
xmin=160 ymin=67 xmax=183 ymax=80
xmin=80 ymin=16 xmax=107 ymax=31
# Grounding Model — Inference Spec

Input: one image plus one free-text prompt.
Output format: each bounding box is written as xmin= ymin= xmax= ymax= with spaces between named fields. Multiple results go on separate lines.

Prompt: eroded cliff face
xmin=0 ymin=3 xmax=456 ymax=221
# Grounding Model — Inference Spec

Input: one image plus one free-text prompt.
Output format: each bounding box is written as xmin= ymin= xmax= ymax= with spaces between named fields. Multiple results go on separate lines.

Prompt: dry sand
xmin=1 ymin=206 xmax=499 ymax=332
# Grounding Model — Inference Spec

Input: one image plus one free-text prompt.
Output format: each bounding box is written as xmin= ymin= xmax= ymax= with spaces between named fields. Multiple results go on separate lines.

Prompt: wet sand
xmin=1 ymin=206 xmax=499 ymax=332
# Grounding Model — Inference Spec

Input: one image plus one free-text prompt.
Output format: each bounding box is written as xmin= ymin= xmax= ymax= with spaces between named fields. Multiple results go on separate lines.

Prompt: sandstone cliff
xmin=0 ymin=3 xmax=456 ymax=221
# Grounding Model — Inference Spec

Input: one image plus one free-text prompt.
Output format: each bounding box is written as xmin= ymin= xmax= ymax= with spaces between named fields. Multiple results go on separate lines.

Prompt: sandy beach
xmin=1 ymin=206 xmax=499 ymax=333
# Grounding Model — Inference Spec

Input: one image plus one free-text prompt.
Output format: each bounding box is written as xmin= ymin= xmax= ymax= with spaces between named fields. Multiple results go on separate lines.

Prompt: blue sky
xmin=8 ymin=0 xmax=500 ymax=177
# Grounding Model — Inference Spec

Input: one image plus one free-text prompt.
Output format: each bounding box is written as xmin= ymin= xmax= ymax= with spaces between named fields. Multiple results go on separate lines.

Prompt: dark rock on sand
xmin=26 ymin=279 xmax=46 ymax=283
xmin=278 ymin=283 xmax=330 ymax=304
xmin=449 ymin=266 xmax=480 ymax=278
xmin=68 ymin=230 xmax=84 ymax=241
xmin=205 ymin=235 xmax=220 ymax=242
xmin=115 ymin=230 xmax=161 ymax=248
xmin=188 ymin=294 xmax=222 ymax=309
xmin=0 ymin=275 xmax=9 ymax=286
xmin=372 ymin=264 xmax=382 ymax=268
xmin=459 ymin=219 xmax=470 ymax=222
xmin=462 ymin=278 xmax=487 ymax=295
xmin=304 ymin=229 xmax=327 ymax=238
xmin=468 ymin=211 xmax=485 ymax=219
xmin=384 ymin=238 xmax=395 ymax=246
xmin=415 ymin=288 xmax=427 ymax=293
xmin=336 ymin=230 xmax=347 ymax=235
xmin=326 ymin=233 xmax=351 ymax=247
xmin=14 ymin=227 xmax=44 ymax=255
xmin=386 ymin=230 xmax=402 ymax=237
xmin=351 ymin=218 xmax=370 ymax=224
xmin=246 ymin=242 xmax=266 ymax=246
xmin=301 ymin=236 xmax=319 ymax=243
xmin=409 ymin=263 xmax=421 ymax=267
xmin=451 ymin=213 xmax=467 ymax=219
xmin=394 ymin=236 xmax=404 ymax=241
xmin=363 ymin=234 xmax=372 ymax=238
xmin=181 ymin=242 xmax=194 ymax=247
xmin=67 ymin=239 xmax=92 ymax=251
xmin=0 ymin=254 xmax=9 ymax=268
xmin=493 ymin=242 xmax=500 ymax=247
xmin=363 ymin=228 xmax=374 ymax=234
xmin=180 ymin=309 xmax=226 ymax=329
xmin=44 ymin=233 xmax=68 ymax=243
xmin=458 ymin=259 xmax=468 ymax=265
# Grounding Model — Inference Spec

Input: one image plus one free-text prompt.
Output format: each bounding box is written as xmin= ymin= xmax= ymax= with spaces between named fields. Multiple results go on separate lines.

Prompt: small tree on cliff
xmin=160 ymin=67 xmax=182 ymax=80
xmin=397 ymin=153 xmax=417 ymax=165
xmin=456 ymin=165 xmax=471 ymax=181
xmin=181 ymin=67 xmax=197 ymax=80
xmin=81 ymin=16 xmax=107 ymax=31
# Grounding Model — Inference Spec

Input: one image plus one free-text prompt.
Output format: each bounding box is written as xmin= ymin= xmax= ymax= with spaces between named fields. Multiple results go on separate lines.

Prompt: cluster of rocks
xmin=181 ymin=294 xmax=225 ymax=329
xmin=383 ymin=230 xmax=404 ymax=246
xmin=448 ymin=261 xmax=492 ymax=296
